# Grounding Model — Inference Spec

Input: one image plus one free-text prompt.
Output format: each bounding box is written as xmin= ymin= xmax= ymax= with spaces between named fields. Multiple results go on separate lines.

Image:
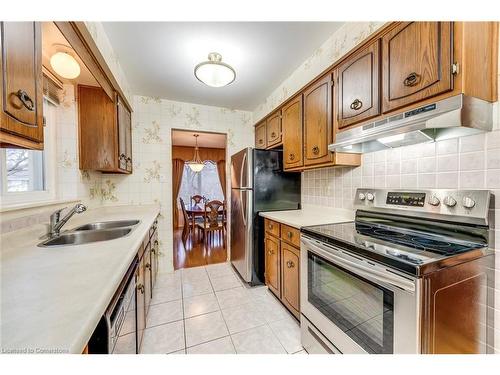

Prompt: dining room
xmin=171 ymin=130 xmax=228 ymax=270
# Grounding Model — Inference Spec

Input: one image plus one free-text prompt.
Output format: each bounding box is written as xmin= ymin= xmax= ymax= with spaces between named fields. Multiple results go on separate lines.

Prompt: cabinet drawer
xmin=280 ymin=224 xmax=300 ymax=247
xmin=264 ymin=218 xmax=280 ymax=237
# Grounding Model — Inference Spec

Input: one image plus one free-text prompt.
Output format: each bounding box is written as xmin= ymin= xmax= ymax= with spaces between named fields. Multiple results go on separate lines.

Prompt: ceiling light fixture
xmin=50 ymin=46 xmax=81 ymax=80
xmin=194 ymin=52 xmax=235 ymax=88
xmin=186 ymin=134 xmax=205 ymax=172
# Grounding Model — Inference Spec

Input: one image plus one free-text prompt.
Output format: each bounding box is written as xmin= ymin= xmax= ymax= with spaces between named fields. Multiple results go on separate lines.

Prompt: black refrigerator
xmin=230 ymin=148 xmax=301 ymax=285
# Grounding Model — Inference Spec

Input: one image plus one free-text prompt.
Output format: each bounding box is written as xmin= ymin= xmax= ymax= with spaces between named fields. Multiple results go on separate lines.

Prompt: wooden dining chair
xmin=179 ymin=198 xmax=194 ymax=245
xmin=191 ymin=195 xmax=204 ymax=206
xmin=196 ymin=200 xmax=225 ymax=247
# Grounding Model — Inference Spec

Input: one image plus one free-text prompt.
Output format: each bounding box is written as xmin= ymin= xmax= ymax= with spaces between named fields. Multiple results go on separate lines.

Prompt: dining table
xmin=185 ymin=203 xmax=225 ymax=231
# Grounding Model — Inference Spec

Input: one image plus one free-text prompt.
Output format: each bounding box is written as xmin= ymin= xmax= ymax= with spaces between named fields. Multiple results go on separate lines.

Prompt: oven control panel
xmin=353 ymin=188 xmax=491 ymax=226
xmin=386 ymin=192 xmax=426 ymax=207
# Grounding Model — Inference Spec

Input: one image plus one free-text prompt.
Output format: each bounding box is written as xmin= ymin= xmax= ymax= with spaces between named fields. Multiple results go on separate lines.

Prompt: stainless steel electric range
xmin=300 ymin=188 xmax=495 ymax=354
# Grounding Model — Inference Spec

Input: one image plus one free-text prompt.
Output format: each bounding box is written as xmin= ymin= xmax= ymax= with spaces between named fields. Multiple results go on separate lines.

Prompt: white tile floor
xmin=140 ymin=262 xmax=306 ymax=354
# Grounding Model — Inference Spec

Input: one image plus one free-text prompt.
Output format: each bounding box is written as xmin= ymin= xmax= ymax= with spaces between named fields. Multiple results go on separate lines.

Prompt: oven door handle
xmin=301 ymin=237 xmax=416 ymax=293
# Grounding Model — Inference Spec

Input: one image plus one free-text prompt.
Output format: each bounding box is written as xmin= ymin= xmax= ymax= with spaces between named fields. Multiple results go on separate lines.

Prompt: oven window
xmin=308 ymin=252 xmax=394 ymax=354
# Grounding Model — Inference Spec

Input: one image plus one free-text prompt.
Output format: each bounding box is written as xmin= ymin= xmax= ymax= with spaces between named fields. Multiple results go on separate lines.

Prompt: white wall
xmin=99 ymin=96 xmax=254 ymax=272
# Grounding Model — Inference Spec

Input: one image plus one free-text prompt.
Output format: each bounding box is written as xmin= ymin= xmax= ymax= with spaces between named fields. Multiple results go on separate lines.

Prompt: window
xmin=179 ymin=161 xmax=224 ymax=204
xmin=0 ymin=148 xmax=45 ymax=192
xmin=0 ymin=99 xmax=56 ymax=206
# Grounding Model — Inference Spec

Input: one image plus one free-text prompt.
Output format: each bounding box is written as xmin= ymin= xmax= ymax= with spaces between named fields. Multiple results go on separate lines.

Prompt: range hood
xmin=329 ymin=94 xmax=494 ymax=154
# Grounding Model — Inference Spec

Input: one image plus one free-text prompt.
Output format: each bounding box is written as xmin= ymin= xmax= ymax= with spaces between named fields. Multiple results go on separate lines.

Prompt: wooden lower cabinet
xmin=135 ymin=250 xmax=146 ymax=351
xmin=264 ymin=219 xmax=301 ymax=319
xmin=265 ymin=235 xmax=281 ymax=297
xmin=281 ymin=243 xmax=300 ymax=318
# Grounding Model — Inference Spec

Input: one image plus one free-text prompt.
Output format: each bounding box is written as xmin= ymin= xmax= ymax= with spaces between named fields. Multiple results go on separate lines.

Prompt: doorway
xmin=171 ymin=129 xmax=228 ymax=270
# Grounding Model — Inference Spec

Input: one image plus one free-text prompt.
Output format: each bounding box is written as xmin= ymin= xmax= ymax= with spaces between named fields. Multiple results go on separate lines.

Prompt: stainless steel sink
xmin=39 ymin=228 xmax=133 ymax=247
xmin=72 ymin=220 xmax=140 ymax=231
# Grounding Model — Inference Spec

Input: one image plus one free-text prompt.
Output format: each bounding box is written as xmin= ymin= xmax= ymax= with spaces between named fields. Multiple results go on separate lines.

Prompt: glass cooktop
xmin=301 ymin=220 xmax=487 ymax=273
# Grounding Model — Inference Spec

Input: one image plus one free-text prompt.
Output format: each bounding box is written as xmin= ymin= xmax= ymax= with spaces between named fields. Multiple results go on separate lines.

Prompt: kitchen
xmin=1 ymin=0 xmax=500 ymax=373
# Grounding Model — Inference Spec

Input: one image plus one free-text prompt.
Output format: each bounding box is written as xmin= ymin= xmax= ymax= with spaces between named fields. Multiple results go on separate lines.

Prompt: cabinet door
xmin=0 ymin=22 xmax=43 ymax=144
xmin=337 ymin=40 xmax=380 ymax=129
xmin=255 ymin=121 xmax=267 ymax=149
xmin=303 ymin=74 xmax=333 ymax=166
xmin=78 ymin=85 xmax=117 ymax=171
xmin=151 ymin=231 xmax=159 ymax=289
xmin=116 ymin=95 xmax=132 ymax=172
xmin=266 ymin=110 xmax=282 ymax=148
xmin=135 ymin=257 xmax=146 ymax=351
xmin=143 ymin=244 xmax=152 ymax=313
xmin=282 ymin=95 xmax=303 ymax=169
xmin=265 ymin=235 xmax=280 ymax=297
xmin=281 ymin=243 xmax=300 ymax=318
xmin=382 ymin=22 xmax=453 ymax=113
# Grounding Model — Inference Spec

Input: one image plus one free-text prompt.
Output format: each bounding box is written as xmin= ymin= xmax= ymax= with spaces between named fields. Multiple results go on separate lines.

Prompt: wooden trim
xmin=54 ymin=22 xmax=133 ymax=113
xmin=0 ymin=130 xmax=43 ymax=149
xmin=72 ymin=22 xmax=133 ymax=113
xmin=42 ymin=65 xmax=63 ymax=90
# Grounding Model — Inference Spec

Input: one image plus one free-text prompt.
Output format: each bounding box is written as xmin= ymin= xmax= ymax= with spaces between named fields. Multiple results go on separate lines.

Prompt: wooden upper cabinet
xmin=265 ymin=235 xmax=280 ymax=297
xmin=78 ymin=85 xmax=132 ymax=174
xmin=281 ymin=243 xmax=300 ymax=318
xmin=0 ymin=22 xmax=44 ymax=148
xmin=337 ymin=40 xmax=380 ymax=129
xmin=303 ymin=74 xmax=333 ymax=166
xmin=382 ymin=22 xmax=453 ymax=113
xmin=266 ymin=110 xmax=282 ymax=148
xmin=255 ymin=121 xmax=266 ymax=149
xmin=282 ymin=95 xmax=303 ymax=169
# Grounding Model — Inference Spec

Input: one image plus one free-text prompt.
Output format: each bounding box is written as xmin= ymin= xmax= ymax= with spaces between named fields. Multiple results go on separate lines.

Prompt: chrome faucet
xmin=49 ymin=203 xmax=87 ymax=237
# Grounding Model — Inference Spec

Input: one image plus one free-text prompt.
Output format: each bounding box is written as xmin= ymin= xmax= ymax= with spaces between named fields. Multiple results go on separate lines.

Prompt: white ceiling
xmin=102 ymin=22 xmax=343 ymax=111
xmin=172 ymin=130 xmax=226 ymax=148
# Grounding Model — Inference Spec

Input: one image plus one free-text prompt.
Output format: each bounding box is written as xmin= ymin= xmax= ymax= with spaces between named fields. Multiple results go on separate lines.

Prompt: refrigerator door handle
xmin=239 ymin=151 xmax=252 ymax=189
xmin=241 ymin=190 xmax=247 ymax=227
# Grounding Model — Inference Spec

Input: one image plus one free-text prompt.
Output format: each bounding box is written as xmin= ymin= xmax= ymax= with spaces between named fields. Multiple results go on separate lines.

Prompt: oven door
xmin=300 ymin=235 xmax=420 ymax=354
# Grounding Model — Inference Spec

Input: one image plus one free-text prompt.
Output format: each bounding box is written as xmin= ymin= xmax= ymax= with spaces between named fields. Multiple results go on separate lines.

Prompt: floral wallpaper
xmin=252 ymin=22 xmax=385 ymax=121
xmin=55 ymin=84 xmax=102 ymax=208
xmin=99 ymin=96 xmax=254 ymax=272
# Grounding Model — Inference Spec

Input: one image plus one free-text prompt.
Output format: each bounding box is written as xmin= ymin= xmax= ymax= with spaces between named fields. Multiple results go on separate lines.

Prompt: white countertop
xmin=259 ymin=205 xmax=354 ymax=229
xmin=0 ymin=204 xmax=160 ymax=354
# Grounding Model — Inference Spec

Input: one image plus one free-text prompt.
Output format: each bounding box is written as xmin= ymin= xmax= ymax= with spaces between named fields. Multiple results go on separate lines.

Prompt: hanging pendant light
xmin=194 ymin=52 xmax=236 ymax=88
xmin=186 ymin=134 xmax=205 ymax=172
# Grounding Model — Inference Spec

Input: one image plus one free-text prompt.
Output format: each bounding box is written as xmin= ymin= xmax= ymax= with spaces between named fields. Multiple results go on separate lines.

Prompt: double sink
xmin=39 ymin=220 xmax=140 ymax=247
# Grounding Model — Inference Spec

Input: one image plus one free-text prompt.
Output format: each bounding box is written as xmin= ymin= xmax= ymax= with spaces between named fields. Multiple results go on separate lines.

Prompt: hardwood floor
xmin=173 ymin=227 xmax=227 ymax=270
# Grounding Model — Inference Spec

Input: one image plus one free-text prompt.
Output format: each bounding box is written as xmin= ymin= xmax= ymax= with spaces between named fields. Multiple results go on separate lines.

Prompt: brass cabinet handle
xmin=145 ymin=263 xmax=151 ymax=270
xmin=286 ymin=260 xmax=295 ymax=268
xmin=312 ymin=146 xmax=320 ymax=155
xmin=137 ymin=283 xmax=144 ymax=293
xmin=268 ymin=250 xmax=273 ymax=255
xmin=268 ymin=224 xmax=273 ymax=229
xmin=403 ymin=72 xmax=420 ymax=87
xmin=349 ymin=99 xmax=363 ymax=110
xmin=259 ymin=139 xmax=264 ymax=144
xmin=287 ymin=231 xmax=293 ymax=239
xmin=16 ymin=90 xmax=34 ymax=111
xmin=271 ymin=132 xmax=276 ymax=138
xmin=154 ymin=240 xmax=159 ymax=246
xmin=289 ymin=153 xmax=295 ymax=161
